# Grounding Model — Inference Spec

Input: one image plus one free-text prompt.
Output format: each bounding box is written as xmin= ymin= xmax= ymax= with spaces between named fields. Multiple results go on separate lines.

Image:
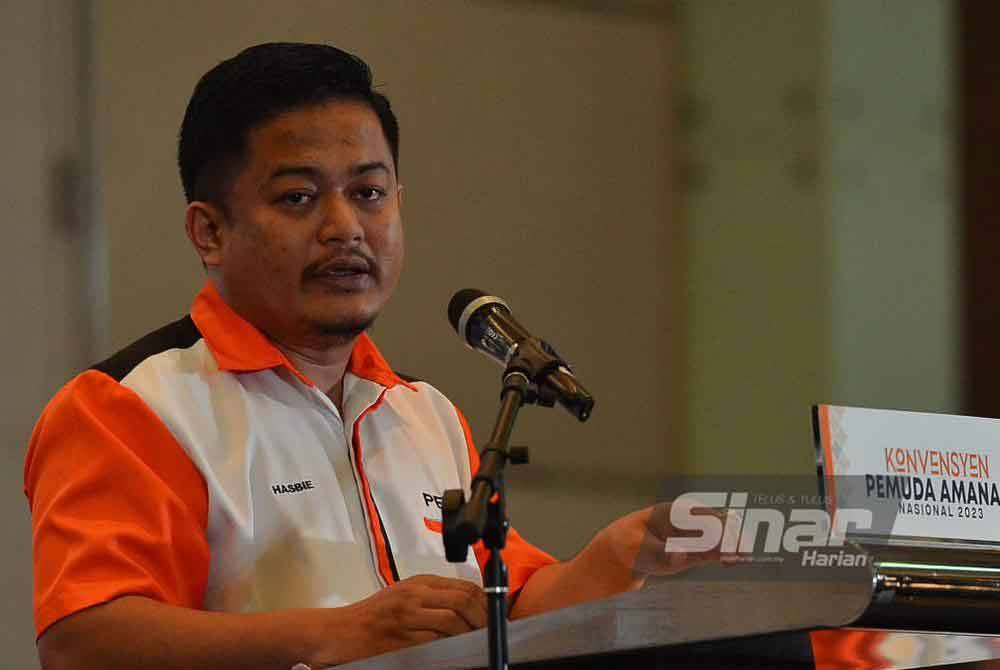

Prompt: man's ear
xmin=185 ymin=202 xmax=227 ymax=268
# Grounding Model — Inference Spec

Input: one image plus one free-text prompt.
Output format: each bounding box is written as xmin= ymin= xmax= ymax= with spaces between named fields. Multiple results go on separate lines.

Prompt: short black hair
xmin=178 ymin=42 xmax=399 ymax=206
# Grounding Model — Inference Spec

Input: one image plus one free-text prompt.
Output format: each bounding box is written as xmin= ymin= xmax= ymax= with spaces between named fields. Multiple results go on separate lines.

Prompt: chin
xmin=307 ymin=290 xmax=379 ymax=319
xmin=309 ymin=311 xmax=377 ymax=340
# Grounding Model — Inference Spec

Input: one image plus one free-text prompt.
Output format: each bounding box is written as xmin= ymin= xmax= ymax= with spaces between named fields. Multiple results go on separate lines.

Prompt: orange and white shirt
xmin=25 ymin=281 xmax=555 ymax=638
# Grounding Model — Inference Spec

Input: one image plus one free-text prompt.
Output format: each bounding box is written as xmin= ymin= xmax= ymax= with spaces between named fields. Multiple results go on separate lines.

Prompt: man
xmin=26 ymin=43 xmax=684 ymax=669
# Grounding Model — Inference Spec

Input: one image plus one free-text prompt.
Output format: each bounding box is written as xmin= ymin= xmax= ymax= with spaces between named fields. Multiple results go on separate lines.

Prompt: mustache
xmin=303 ymin=251 xmax=376 ymax=279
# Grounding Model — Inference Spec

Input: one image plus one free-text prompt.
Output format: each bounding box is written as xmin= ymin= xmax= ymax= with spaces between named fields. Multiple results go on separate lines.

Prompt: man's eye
xmin=280 ymin=192 xmax=315 ymax=207
xmin=353 ymin=187 xmax=386 ymax=202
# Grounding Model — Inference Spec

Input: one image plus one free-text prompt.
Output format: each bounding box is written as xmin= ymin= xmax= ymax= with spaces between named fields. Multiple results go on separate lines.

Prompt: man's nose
xmin=318 ymin=194 xmax=364 ymax=245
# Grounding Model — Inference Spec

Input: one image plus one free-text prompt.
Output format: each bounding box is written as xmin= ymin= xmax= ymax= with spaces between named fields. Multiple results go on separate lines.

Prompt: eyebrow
xmin=266 ymin=161 xmax=391 ymax=182
xmin=350 ymin=161 xmax=391 ymax=177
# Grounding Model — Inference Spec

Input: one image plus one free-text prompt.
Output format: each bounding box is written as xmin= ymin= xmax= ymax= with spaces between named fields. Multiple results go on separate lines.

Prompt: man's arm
xmin=510 ymin=505 xmax=715 ymax=619
xmin=39 ymin=597 xmax=316 ymax=670
xmin=39 ymin=575 xmax=486 ymax=670
xmin=509 ymin=508 xmax=645 ymax=619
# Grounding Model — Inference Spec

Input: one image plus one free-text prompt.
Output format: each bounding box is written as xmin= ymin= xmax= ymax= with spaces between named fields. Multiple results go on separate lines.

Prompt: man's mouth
xmin=320 ymin=268 xmax=367 ymax=278
xmin=306 ymin=255 xmax=375 ymax=289
xmin=309 ymin=256 xmax=373 ymax=278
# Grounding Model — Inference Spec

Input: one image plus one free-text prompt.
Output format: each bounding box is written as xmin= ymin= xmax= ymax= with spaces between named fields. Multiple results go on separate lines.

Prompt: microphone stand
xmin=442 ymin=343 xmax=563 ymax=670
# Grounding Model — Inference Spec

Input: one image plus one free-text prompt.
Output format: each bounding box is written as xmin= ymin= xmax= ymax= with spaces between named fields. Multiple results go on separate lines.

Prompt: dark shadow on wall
xmin=960 ymin=0 xmax=1000 ymax=419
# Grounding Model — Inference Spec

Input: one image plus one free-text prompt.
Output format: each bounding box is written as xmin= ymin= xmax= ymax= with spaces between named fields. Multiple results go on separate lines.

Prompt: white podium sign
xmin=815 ymin=404 xmax=1000 ymax=547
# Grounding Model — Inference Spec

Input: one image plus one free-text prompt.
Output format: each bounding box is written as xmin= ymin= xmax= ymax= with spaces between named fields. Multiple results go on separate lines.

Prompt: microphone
xmin=448 ymin=289 xmax=595 ymax=421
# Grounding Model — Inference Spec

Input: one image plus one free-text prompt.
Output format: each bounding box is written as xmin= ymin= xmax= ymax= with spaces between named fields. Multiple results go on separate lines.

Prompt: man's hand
xmin=312 ymin=574 xmax=487 ymax=666
xmin=627 ymin=501 xmax=734 ymax=578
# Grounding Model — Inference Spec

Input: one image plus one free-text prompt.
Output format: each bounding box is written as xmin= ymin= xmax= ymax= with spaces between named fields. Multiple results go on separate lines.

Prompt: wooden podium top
xmin=336 ymin=543 xmax=1000 ymax=670
xmin=336 ymin=576 xmax=873 ymax=669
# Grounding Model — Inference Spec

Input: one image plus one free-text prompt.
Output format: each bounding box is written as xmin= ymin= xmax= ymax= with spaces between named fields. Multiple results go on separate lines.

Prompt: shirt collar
xmin=190 ymin=280 xmax=415 ymax=391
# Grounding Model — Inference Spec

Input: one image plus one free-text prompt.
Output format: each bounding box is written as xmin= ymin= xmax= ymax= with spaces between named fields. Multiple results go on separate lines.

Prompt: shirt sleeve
xmin=810 ymin=630 xmax=890 ymax=669
xmin=24 ymin=370 xmax=210 ymax=638
xmin=453 ymin=407 xmax=558 ymax=597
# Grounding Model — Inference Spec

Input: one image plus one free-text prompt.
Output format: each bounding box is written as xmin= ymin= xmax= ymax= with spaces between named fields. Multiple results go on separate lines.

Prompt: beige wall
xmin=94 ymin=0 xmax=677 ymax=557
xmin=676 ymin=0 xmax=829 ymax=475
xmin=675 ymin=0 xmax=959 ymax=475
xmin=2 ymin=2 xmax=94 ymax=666
xmin=827 ymin=0 xmax=959 ymax=413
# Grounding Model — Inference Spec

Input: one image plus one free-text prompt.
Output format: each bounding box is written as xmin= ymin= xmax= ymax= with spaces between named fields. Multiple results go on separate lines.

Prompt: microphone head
xmin=448 ymin=289 xmax=487 ymax=333
xmin=447 ymin=289 xmax=509 ymax=345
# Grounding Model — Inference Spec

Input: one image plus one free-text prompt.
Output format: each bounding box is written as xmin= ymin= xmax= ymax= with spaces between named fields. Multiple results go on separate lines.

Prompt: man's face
xmin=211 ymin=101 xmax=403 ymax=349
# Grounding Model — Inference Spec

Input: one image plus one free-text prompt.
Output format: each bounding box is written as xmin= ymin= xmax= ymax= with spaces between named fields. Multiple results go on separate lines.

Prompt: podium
xmin=337 ymin=406 xmax=1000 ymax=668
xmin=337 ymin=543 xmax=1000 ymax=669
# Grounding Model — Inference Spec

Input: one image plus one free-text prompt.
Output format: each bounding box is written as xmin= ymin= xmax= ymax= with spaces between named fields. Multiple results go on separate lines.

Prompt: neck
xmin=274 ymin=339 xmax=354 ymax=410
